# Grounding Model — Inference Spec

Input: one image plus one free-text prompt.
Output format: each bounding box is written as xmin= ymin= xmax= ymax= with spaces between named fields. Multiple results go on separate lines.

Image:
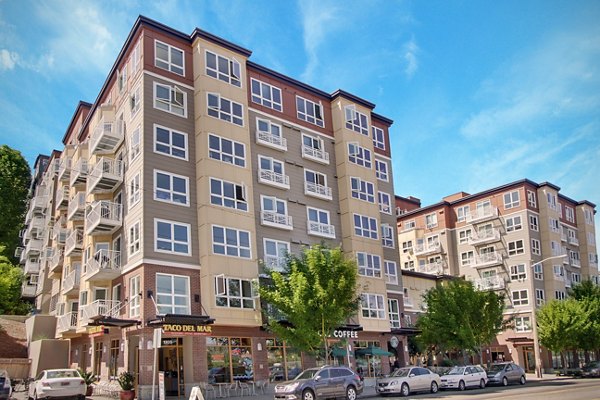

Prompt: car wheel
xmin=520 ymin=375 xmax=526 ymax=385
xmin=479 ymin=379 xmax=486 ymax=389
xmin=430 ymin=381 xmax=438 ymax=393
xmin=302 ymin=389 xmax=315 ymax=400
xmin=502 ymin=377 xmax=508 ymax=386
xmin=346 ymin=386 xmax=357 ymax=400
xmin=458 ymin=380 xmax=465 ymax=391
xmin=400 ymin=383 xmax=409 ymax=397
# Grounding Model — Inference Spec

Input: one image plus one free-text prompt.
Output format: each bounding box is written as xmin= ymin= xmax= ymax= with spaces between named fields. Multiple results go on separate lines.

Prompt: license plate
xmin=61 ymin=382 xmax=70 ymax=386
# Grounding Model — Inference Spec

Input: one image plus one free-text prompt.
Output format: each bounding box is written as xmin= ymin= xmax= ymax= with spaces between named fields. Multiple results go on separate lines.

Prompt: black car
xmin=581 ymin=361 xmax=600 ymax=378
xmin=274 ymin=365 xmax=363 ymax=400
xmin=0 ymin=370 xmax=11 ymax=400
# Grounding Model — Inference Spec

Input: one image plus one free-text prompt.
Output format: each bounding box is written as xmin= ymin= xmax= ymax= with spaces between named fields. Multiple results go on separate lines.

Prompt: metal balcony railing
xmin=264 ymin=255 xmax=287 ymax=272
xmin=55 ymin=186 xmax=69 ymax=210
xmin=57 ymin=157 xmax=72 ymax=181
xmin=304 ymin=181 xmax=333 ymax=200
xmin=469 ymin=252 xmax=503 ymax=268
xmin=307 ymin=221 xmax=335 ymax=238
xmin=64 ymin=229 xmax=84 ymax=256
xmin=62 ymin=267 xmax=80 ymax=295
xmin=259 ymin=169 xmax=290 ymax=189
xmin=474 ymin=275 xmax=505 ymax=291
xmin=256 ymin=130 xmax=287 ymax=150
xmin=85 ymin=201 xmax=122 ymax=235
xmin=21 ymin=283 xmax=37 ymax=298
xmin=413 ymin=241 xmax=441 ymax=256
xmin=417 ymin=261 xmax=444 ymax=275
xmin=56 ymin=312 xmax=78 ymax=333
xmin=79 ymin=300 xmax=121 ymax=326
xmin=301 ymin=145 xmax=330 ymax=164
xmin=260 ymin=211 xmax=293 ymax=230
xmin=67 ymin=192 xmax=86 ymax=221
xmin=90 ymin=118 xmax=124 ymax=155
xmin=70 ymin=159 xmax=88 ymax=186
xmin=87 ymin=157 xmax=123 ymax=193
xmin=468 ymin=228 xmax=501 ymax=245
xmin=85 ymin=249 xmax=121 ymax=281
xmin=466 ymin=207 xmax=498 ymax=223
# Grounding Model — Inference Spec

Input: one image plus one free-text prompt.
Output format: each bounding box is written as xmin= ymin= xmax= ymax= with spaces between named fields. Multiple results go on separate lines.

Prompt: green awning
xmin=355 ymin=346 xmax=393 ymax=357
xmin=331 ymin=347 xmax=348 ymax=357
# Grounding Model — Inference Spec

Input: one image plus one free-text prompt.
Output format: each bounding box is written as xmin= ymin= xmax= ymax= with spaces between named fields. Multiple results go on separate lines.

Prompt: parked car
xmin=0 ymin=370 xmax=11 ymax=400
xmin=440 ymin=365 xmax=487 ymax=390
xmin=274 ymin=365 xmax=363 ymax=400
xmin=28 ymin=369 xmax=86 ymax=400
xmin=486 ymin=362 xmax=526 ymax=386
xmin=376 ymin=366 xmax=441 ymax=397
xmin=581 ymin=361 xmax=600 ymax=378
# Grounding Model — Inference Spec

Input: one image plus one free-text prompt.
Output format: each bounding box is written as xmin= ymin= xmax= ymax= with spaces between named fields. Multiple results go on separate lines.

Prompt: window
xmin=549 ymin=218 xmax=560 ymax=233
xmin=261 ymin=195 xmax=291 ymax=229
xmin=208 ymin=134 xmax=246 ymax=167
xmin=212 ymin=225 xmax=251 ymax=258
xmin=357 ymin=252 xmax=381 ymax=277
xmin=130 ymin=85 xmax=141 ymax=115
xmin=588 ymin=232 xmax=597 ymax=246
xmin=307 ymin=207 xmax=335 ymax=238
xmin=155 ymin=219 xmax=191 ymax=256
xmin=154 ymin=82 xmax=186 ymax=116
xmin=130 ymin=126 xmax=141 ymax=161
xmin=527 ymin=190 xmax=537 ymax=207
xmin=535 ymin=289 xmax=545 ymax=306
xmin=344 ymin=105 xmax=369 ymax=135
xmin=348 ymin=143 xmax=372 ymax=168
xmin=304 ymin=169 xmax=331 ymax=199
xmin=504 ymin=190 xmax=520 ymax=209
xmin=384 ymin=261 xmax=398 ymax=284
xmin=515 ymin=316 xmax=531 ymax=332
xmin=350 ymin=177 xmax=375 ymax=203
xmin=510 ymin=264 xmax=527 ymax=281
xmin=401 ymin=240 xmax=413 ymax=253
xmin=375 ymin=159 xmax=389 ymax=181
xmin=128 ymin=173 xmax=140 ymax=208
xmin=403 ymin=261 xmax=415 ymax=270
xmin=505 ymin=215 xmax=522 ymax=232
xmin=259 ymin=155 xmax=289 ymax=189
xmin=129 ymin=221 xmax=140 ymax=256
xmin=205 ymin=50 xmax=241 ymax=87
xmin=251 ymin=78 xmax=282 ymax=111
xmin=555 ymin=291 xmax=566 ymax=300
xmin=403 ymin=220 xmax=416 ymax=231
xmin=301 ymin=134 xmax=329 ymax=163
xmin=155 ymin=125 xmax=187 ymax=160
xmin=372 ymin=126 xmax=385 ymax=150
xmin=353 ymin=214 xmax=378 ymax=239
xmin=381 ymin=224 xmax=395 ymax=248
xmin=296 ymin=96 xmax=324 ymax=127
xmin=156 ymin=273 xmax=190 ymax=314
xmin=215 ymin=276 xmax=255 ymax=309
xmin=263 ymin=239 xmax=289 ymax=271
xmin=155 ymin=40 xmax=184 ymax=75
xmin=532 ymin=239 xmax=541 ymax=255
xmin=130 ymin=40 xmax=141 ymax=74
xmin=207 ymin=93 xmax=244 ymax=126
xmin=109 ymin=339 xmax=120 ymax=378
xmin=388 ymin=299 xmax=400 ymax=328
xmin=129 ymin=275 xmax=140 ymax=317
xmin=425 ymin=213 xmax=438 ymax=229
xmin=458 ymin=229 xmax=472 ymax=244
xmin=117 ymin=65 xmax=127 ymax=93
xmin=551 ymin=240 xmax=561 ymax=256
xmin=378 ymin=192 xmax=392 ymax=214
xmin=529 ymin=214 xmax=539 ymax=231
xmin=508 ymin=240 xmax=525 ymax=256
xmin=256 ymin=118 xmax=285 ymax=150
xmin=154 ymin=170 xmax=189 ymax=206
xmin=456 ymin=205 xmax=470 ymax=222
xmin=461 ymin=251 xmax=474 ymax=267
xmin=361 ymin=293 xmax=385 ymax=319
xmin=584 ymin=208 xmax=594 ymax=225
xmin=546 ymin=192 xmax=557 ymax=209
xmin=210 ymin=178 xmax=247 ymax=211
xmin=565 ymin=206 xmax=575 ymax=223
xmin=512 ymin=290 xmax=529 ymax=306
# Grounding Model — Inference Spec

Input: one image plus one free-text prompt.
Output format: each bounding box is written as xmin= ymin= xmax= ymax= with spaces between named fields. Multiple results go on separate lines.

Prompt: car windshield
xmin=295 ymin=369 xmax=318 ymax=380
xmin=47 ymin=370 xmax=79 ymax=379
xmin=0 ymin=370 xmax=7 ymax=378
xmin=489 ymin=364 xmax=505 ymax=373
xmin=391 ymin=368 xmax=410 ymax=378
xmin=447 ymin=367 xmax=466 ymax=375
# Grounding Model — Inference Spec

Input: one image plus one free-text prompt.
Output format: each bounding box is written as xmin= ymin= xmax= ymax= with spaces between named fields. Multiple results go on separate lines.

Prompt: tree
xmin=568 ymin=280 xmax=600 ymax=362
xmin=416 ymin=280 xmax=507 ymax=363
xmin=258 ymin=244 xmax=360 ymax=356
xmin=0 ymin=145 xmax=31 ymax=261
xmin=0 ymin=247 xmax=32 ymax=315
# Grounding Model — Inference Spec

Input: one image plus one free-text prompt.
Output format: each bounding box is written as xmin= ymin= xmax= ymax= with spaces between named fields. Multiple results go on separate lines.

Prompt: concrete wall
xmin=25 ymin=315 xmax=57 ymax=348
xmin=29 ymin=339 xmax=70 ymax=378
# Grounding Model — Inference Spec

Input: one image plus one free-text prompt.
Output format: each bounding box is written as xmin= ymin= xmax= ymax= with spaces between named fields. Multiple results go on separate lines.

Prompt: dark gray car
xmin=486 ymin=362 xmax=526 ymax=386
xmin=274 ymin=366 xmax=363 ymax=400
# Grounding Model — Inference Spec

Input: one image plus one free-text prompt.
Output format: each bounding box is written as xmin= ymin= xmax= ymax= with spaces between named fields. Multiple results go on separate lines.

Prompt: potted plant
xmin=78 ymin=369 xmax=97 ymax=396
xmin=117 ymin=371 xmax=135 ymax=400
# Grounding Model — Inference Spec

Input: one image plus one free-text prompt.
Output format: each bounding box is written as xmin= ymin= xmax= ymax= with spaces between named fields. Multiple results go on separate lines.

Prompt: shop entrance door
xmin=523 ymin=346 xmax=535 ymax=373
xmin=159 ymin=338 xmax=184 ymax=397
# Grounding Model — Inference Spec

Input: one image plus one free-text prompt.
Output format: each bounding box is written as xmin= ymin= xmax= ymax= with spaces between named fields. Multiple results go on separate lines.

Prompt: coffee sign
xmin=332 ymin=330 xmax=359 ymax=339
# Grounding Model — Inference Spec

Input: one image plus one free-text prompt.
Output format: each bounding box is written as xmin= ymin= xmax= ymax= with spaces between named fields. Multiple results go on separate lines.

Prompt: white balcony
xmin=568 ymin=236 xmax=579 ymax=246
xmin=70 ymin=159 xmax=88 ymax=186
xmin=301 ymin=145 xmax=330 ymax=165
xmin=85 ymin=201 xmax=122 ymax=236
xmin=304 ymin=181 xmax=333 ymax=200
xmin=86 ymin=249 xmax=121 ymax=281
xmin=468 ymin=228 xmax=501 ymax=246
xmin=560 ymin=232 xmax=567 ymax=242
xmin=21 ymin=283 xmax=37 ymax=298
xmin=24 ymin=216 xmax=46 ymax=240
xmin=307 ymin=221 xmax=336 ymax=239
xmin=87 ymin=158 xmax=123 ymax=194
xmin=403 ymin=297 xmax=414 ymax=309
xmin=23 ymin=258 xmax=40 ymax=275
xmin=79 ymin=299 xmax=121 ymax=326
xmin=256 ymin=130 xmax=287 ymax=151
xmin=24 ymin=238 xmax=43 ymax=256
xmin=29 ymin=193 xmax=49 ymax=213
xmin=62 ymin=268 xmax=80 ymax=296
xmin=466 ymin=206 xmax=498 ymax=224
xmin=260 ymin=211 xmax=293 ymax=230
xmin=90 ymin=118 xmax=124 ymax=155
xmin=474 ymin=275 xmax=505 ymax=291
xmin=52 ymin=225 xmax=68 ymax=246
xmin=57 ymin=157 xmax=72 ymax=182
xmin=417 ymin=261 xmax=444 ymax=275
xmin=56 ymin=312 xmax=78 ymax=334
xmin=64 ymin=229 xmax=84 ymax=257
xmin=570 ymin=258 xmax=581 ymax=268
xmin=470 ymin=252 xmax=503 ymax=268
xmin=264 ymin=255 xmax=287 ymax=272
xmin=48 ymin=250 xmax=64 ymax=275
xmin=67 ymin=192 xmax=86 ymax=221
xmin=259 ymin=169 xmax=290 ymax=189
xmin=414 ymin=241 xmax=441 ymax=256
xmin=55 ymin=186 xmax=70 ymax=210
xmin=14 ymin=247 xmax=23 ymax=259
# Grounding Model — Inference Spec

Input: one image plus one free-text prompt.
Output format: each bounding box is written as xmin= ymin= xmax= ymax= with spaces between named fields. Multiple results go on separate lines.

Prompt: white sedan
xmin=440 ymin=365 xmax=488 ymax=390
xmin=28 ymin=369 xmax=86 ymax=400
xmin=376 ymin=367 xmax=441 ymax=396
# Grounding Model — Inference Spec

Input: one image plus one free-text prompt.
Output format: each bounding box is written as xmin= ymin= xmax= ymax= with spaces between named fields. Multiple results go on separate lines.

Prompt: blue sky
xmin=1 ymin=0 xmax=599 ymax=221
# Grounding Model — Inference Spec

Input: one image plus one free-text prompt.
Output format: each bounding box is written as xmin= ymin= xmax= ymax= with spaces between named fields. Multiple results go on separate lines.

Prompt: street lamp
xmin=530 ymin=254 xmax=567 ymax=378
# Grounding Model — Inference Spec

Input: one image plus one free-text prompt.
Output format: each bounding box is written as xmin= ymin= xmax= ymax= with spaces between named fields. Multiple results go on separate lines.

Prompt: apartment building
xmin=396 ymin=179 xmax=598 ymax=372
xmin=17 ymin=15 xmax=406 ymax=398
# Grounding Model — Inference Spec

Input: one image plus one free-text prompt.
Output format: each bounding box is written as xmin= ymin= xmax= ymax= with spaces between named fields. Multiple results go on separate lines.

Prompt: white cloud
xmin=0 ymin=49 xmax=18 ymax=70
xmin=402 ymin=37 xmax=419 ymax=78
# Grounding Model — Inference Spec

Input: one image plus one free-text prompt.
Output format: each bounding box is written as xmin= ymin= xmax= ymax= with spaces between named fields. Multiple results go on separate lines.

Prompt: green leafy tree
xmin=258 ymin=244 xmax=360 ymax=356
xmin=0 ymin=145 xmax=31 ymax=260
xmin=568 ymin=280 xmax=600 ymax=362
xmin=0 ymin=247 xmax=32 ymax=314
xmin=417 ymin=280 xmax=507 ymax=363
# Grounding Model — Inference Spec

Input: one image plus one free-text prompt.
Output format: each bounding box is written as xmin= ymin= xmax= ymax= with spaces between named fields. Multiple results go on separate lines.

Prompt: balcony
xmin=87 ymin=158 xmax=123 ymax=194
xmin=24 ymin=238 xmax=43 ymax=256
xmin=79 ymin=299 xmax=121 ymax=326
xmin=304 ymin=182 xmax=333 ymax=200
xmin=263 ymin=255 xmax=287 ymax=272
xmin=70 ymin=159 xmax=88 ymax=186
xmin=52 ymin=225 xmax=68 ymax=246
xmin=57 ymin=157 xmax=72 ymax=182
xmin=468 ymin=228 xmax=501 ymax=246
xmin=403 ymin=297 xmax=414 ymax=309
xmin=21 ymin=283 xmax=37 ymax=298
xmin=56 ymin=312 xmax=78 ymax=334
xmin=470 ymin=252 xmax=503 ymax=268
xmin=68 ymin=192 xmax=86 ymax=221
xmin=568 ymin=236 xmax=579 ymax=246
xmin=64 ymin=229 xmax=83 ymax=257
xmin=307 ymin=221 xmax=336 ymax=239
xmin=90 ymin=118 xmax=123 ymax=155
xmin=417 ymin=261 xmax=444 ymax=275
xmin=258 ymin=169 xmax=290 ymax=189
xmin=560 ymin=232 xmax=567 ymax=242
xmin=301 ymin=145 xmax=330 ymax=165
xmin=62 ymin=268 xmax=80 ymax=296
xmin=260 ymin=211 xmax=293 ymax=230
xmin=24 ymin=216 xmax=46 ymax=239
xmin=85 ymin=201 xmax=122 ymax=236
xmin=256 ymin=129 xmax=287 ymax=151
xmin=85 ymin=249 xmax=121 ymax=281
xmin=474 ymin=275 xmax=506 ymax=291
xmin=29 ymin=193 xmax=49 ymax=213
xmin=48 ymin=250 xmax=64 ymax=275
xmin=570 ymin=258 xmax=581 ymax=268
xmin=413 ymin=241 xmax=441 ymax=256
xmin=23 ymin=258 xmax=40 ymax=275
xmin=466 ymin=206 xmax=498 ymax=224
xmin=14 ymin=246 xmax=23 ymax=259
xmin=55 ymin=186 xmax=70 ymax=210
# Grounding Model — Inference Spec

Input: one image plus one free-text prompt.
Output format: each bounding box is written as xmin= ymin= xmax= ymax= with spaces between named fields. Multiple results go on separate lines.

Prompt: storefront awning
xmin=147 ymin=313 xmax=215 ymax=326
xmin=355 ymin=346 xmax=393 ymax=357
xmin=331 ymin=347 xmax=348 ymax=357
xmin=88 ymin=316 xmax=141 ymax=328
xmin=390 ymin=327 xmax=421 ymax=336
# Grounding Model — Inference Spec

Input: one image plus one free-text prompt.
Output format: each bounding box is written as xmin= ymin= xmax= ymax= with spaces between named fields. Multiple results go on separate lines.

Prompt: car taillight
xmin=80 ymin=381 xmax=85 ymax=385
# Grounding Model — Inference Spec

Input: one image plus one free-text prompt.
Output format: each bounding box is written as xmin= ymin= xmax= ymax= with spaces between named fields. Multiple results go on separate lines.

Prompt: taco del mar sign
xmin=162 ymin=323 xmax=212 ymax=335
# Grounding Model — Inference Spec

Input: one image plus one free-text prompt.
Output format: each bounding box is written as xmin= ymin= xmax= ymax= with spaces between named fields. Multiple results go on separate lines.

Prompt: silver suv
xmin=274 ymin=366 xmax=363 ymax=400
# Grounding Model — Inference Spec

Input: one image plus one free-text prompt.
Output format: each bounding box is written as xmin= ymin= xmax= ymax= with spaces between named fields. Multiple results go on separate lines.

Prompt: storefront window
xmin=109 ymin=339 xmax=120 ymax=378
xmin=207 ymin=337 xmax=253 ymax=383
xmin=354 ymin=341 xmax=381 ymax=378
xmin=266 ymin=339 xmax=301 ymax=382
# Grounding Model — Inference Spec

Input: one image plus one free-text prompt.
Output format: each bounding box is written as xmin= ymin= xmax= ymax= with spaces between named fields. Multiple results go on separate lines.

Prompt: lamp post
xmin=530 ymin=254 xmax=567 ymax=378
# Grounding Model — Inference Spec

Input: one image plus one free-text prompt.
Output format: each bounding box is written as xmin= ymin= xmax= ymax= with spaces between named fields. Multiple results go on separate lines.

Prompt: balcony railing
xmin=52 ymin=225 xmax=68 ymax=246
xmin=55 ymin=186 xmax=69 ymax=210
xmin=67 ymin=192 xmax=86 ymax=221
xmin=23 ymin=258 xmax=40 ymax=275
xmin=62 ymin=268 xmax=80 ymax=296
xmin=256 ymin=130 xmax=287 ymax=151
xmin=86 ymin=249 xmax=121 ymax=281
xmin=24 ymin=238 xmax=43 ymax=256
xmin=301 ymin=145 xmax=330 ymax=164
xmin=79 ymin=299 xmax=121 ymax=326
xmin=85 ymin=201 xmax=122 ymax=236
xmin=413 ymin=241 xmax=441 ymax=256
xmin=87 ymin=158 xmax=123 ymax=194
xmin=568 ymin=236 xmax=579 ymax=246
xmin=57 ymin=157 xmax=72 ymax=182
xmin=56 ymin=312 xmax=78 ymax=333
xmin=304 ymin=182 xmax=333 ymax=200
xmin=417 ymin=261 xmax=444 ymax=275
xmin=466 ymin=206 xmax=498 ymax=224
xmin=260 ymin=211 xmax=293 ymax=230
xmin=90 ymin=118 xmax=124 ymax=155
xmin=469 ymin=252 xmax=503 ymax=268
xmin=468 ymin=228 xmax=501 ymax=246
xmin=64 ymin=229 xmax=83 ymax=257
xmin=258 ymin=169 xmax=290 ymax=189
xmin=474 ymin=275 xmax=505 ymax=291
xmin=49 ymin=250 xmax=64 ymax=275
xmin=70 ymin=159 xmax=88 ymax=186
xmin=560 ymin=232 xmax=567 ymax=242
xmin=264 ymin=255 xmax=287 ymax=272
xmin=570 ymin=258 xmax=581 ymax=268
xmin=21 ymin=283 xmax=37 ymax=298
xmin=307 ymin=221 xmax=335 ymax=239
xmin=29 ymin=194 xmax=49 ymax=213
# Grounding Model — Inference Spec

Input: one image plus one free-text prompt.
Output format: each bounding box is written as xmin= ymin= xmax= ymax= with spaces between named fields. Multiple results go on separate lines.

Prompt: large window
xmin=263 ymin=239 xmax=289 ymax=272
xmin=527 ymin=190 xmax=537 ymax=207
xmin=372 ymin=126 xmax=385 ymax=150
xmin=207 ymin=93 xmax=244 ymax=126
xmin=155 ymin=219 xmax=191 ymax=255
xmin=532 ymin=239 xmax=541 ymax=255
xmin=129 ymin=221 xmax=140 ymax=256
xmin=381 ymin=224 xmax=395 ymax=248
xmin=505 ymin=215 xmax=522 ymax=232
xmin=208 ymin=134 xmax=246 ymax=167
xmin=348 ymin=143 xmax=372 ymax=168
xmin=353 ymin=214 xmax=378 ymax=239
xmin=529 ymin=214 xmax=539 ymax=231
xmin=375 ymin=159 xmax=389 ymax=181
xmin=378 ymin=192 xmax=392 ymax=214
xmin=515 ymin=316 xmax=531 ymax=332
xmin=510 ymin=264 xmax=527 ymax=281
xmin=296 ymin=96 xmax=324 ymax=127
xmin=425 ymin=213 xmax=438 ymax=229
xmin=129 ymin=275 xmax=140 ymax=318
xmin=258 ymin=155 xmax=289 ymax=189
xmin=215 ymin=276 xmax=255 ymax=309
xmin=350 ymin=177 xmax=375 ymax=203
xmin=345 ymin=105 xmax=369 ymax=135
xmin=205 ymin=50 xmax=241 ymax=87
xmin=388 ymin=299 xmax=400 ymax=328
xmin=361 ymin=293 xmax=385 ymax=319
xmin=251 ymin=78 xmax=282 ymax=111
xmin=154 ymin=170 xmax=189 ymax=206
xmin=301 ymin=134 xmax=328 ymax=164
xmin=357 ymin=252 xmax=381 ymax=277
xmin=307 ymin=207 xmax=335 ymax=238
xmin=504 ymin=190 xmax=520 ymax=209
xmin=304 ymin=169 xmax=331 ymax=200
xmin=261 ymin=195 xmax=291 ymax=229
xmin=212 ymin=226 xmax=251 ymax=259
xmin=128 ymin=173 xmax=141 ymax=208
xmin=129 ymin=126 xmax=141 ymax=161
xmin=456 ymin=205 xmax=470 ymax=222
xmin=154 ymin=82 xmax=186 ymax=117
xmin=156 ymin=273 xmax=190 ymax=315
xmin=385 ymin=261 xmax=398 ymax=285
xmin=210 ymin=178 xmax=247 ymax=211
xmin=155 ymin=125 xmax=188 ymax=160
xmin=508 ymin=240 xmax=525 ymax=256
xmin=256 ymin=118 xmax=285 ymax=150
xmin=512 ymin=290 xmax=529 ymax=306
xmin=155 ymin=40 xmax=184 ymax=75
